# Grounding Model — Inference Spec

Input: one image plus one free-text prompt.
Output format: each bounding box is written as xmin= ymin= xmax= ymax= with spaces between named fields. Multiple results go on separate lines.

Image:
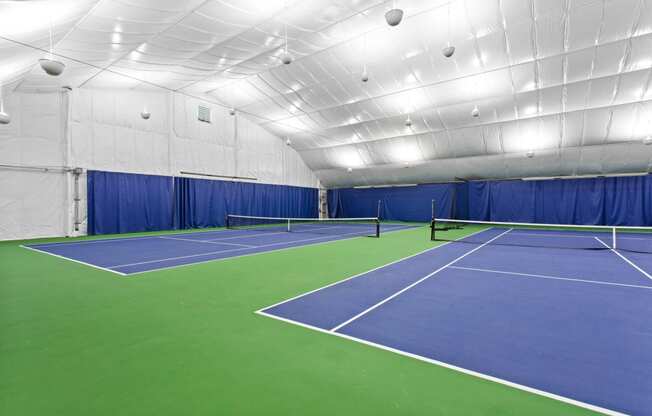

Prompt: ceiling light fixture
xmin=405 ymin=114 xmax=412 ymax=127
xmin=285 ymin=138 xmax=292 ymax=146
xmin=526 ymin=150 xmax=535 ymax=158
xmin=140 ymin=107 xmax=151 ymax=120
xmin=471 ymin=105 xmax=480 ymax=117
xmin=385 ymin=0 xmax=404 ymax=26
xmin=229 ymin=107 xmax=236 ymax=116
xmin=442 ymin=3 xmax=455 ymax=58
xmin=361 ymin=34 xmax=369 ymax=82
xmin=0 ymin=90 xmax=10 ymax=125
xmin=347 ymin=167 xmax=353 ymax=173
xmin=644 ymin=136 xmax=652 ymax=145
xmin=280 ymin=19 xmax=292 ymax=65
xmin=39 ymin=15 xmax=65 ymax=76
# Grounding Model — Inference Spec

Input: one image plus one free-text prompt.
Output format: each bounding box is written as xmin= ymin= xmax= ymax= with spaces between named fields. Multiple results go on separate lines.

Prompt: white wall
xmin=70 ymin=89 xmax=319 ymax=187
xmin=0 ymin=89 xmax=319 ymax=241
xmin=0 ymin=92 xmax=73 ymax=240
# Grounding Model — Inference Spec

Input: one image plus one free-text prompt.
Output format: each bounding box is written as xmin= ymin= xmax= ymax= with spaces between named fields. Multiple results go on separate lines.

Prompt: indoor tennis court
xmin=2 ymin=1 xmax=652 ymax=415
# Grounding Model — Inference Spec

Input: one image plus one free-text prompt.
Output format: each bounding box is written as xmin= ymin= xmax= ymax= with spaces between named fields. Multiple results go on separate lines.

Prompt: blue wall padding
xmin=174 ymin=177 xmax=317 ymax=229
xmin=87 ymin=170 xmax=174 ymax=235
xmin=327 ymin=184 xmax=455 ymax=221
xmin=329 ymin=174 xmax=652 ymax=226
xmin=87 ymin=171 xmax=318 ymax=235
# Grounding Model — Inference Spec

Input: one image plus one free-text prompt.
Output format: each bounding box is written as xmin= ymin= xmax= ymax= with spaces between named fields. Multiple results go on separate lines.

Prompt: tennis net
xmin=226 ymin=215 xmax=381 ymax=238
xmin=430 ymin=218 xmax=652 ymax=253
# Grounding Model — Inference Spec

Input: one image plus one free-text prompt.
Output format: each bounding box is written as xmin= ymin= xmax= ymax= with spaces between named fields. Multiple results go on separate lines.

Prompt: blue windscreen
xmin=330 ymin=174 xmax=652 ymax=226
xmin=174 ymin=177 xmax=317 ymax=229
xmin=87 ymin=171 xmax=318 ymax=235
xmin=87 ymin=170 xmax=174 ymax=235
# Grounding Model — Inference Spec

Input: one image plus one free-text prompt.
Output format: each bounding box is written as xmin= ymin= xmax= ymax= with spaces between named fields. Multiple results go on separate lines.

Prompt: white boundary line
xmin=434 ymin=217 xmax=650 ymax=231
xmin=255 ymin=310 xmax=625 ymax=416
xmin=110 ymin=229 xmax=384 ymax=269
xmin=329 ymin=229 xmax=513 ymax=332
xmin=20 ymin=245 xmax=127 ymax=276
xmin=157 ymin=236 xmax=255 ymax=248
xmin=121 ymin=225 xmax=418 ymax=276
xmin=511 ymin=230 xmax=652 ymax=243
xmin=595 ymin=237 xmax=652 ymax=281
xmin=449 ymin=265 xmax=652 ymax=290
xmin=258 ymin=227 xmax=496 ymax=312
xmin=203 ymin=223 xmax=388 ymax=242
xmin=24 ymin=228 xmax=237 ymax=247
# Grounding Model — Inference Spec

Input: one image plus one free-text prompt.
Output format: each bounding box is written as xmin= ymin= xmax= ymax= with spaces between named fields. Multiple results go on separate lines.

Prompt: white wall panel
xmin=1 ymin=89 xmax=318 ymax=240
xmin=0 ymin=92 xmax=69 ymax=241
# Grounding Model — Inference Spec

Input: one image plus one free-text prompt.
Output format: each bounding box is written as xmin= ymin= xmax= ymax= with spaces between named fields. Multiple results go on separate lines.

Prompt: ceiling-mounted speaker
xmin=442 ymin=45 xmax=455 ymax=58
xmin=39 ymin=58 xmax=65 ymax=76
xmin=385 ymin=8 xmax=404 ymax=26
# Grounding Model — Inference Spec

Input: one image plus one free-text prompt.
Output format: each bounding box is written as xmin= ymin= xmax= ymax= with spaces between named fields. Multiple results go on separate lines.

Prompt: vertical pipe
xmin=73 ymin=170 xmax=80 ymax=232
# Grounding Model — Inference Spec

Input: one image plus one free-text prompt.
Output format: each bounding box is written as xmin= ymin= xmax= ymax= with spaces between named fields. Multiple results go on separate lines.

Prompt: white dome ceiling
xmin=2 ymin=0 xmax=652 ymax=187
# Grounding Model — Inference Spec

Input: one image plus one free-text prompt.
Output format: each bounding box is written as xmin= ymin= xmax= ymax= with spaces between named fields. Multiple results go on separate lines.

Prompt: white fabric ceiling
xmin=2 ymin=0 xmax=652 ymax=187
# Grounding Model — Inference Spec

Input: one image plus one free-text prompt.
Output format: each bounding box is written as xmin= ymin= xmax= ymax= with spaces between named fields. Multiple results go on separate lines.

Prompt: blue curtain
xmin=174 ymin=177 xmax=318 ymax=229
xmin=465 ymin=175 xmax=652 ymax=226
xmin=489 ymin=181 xmax=537 ymax=222
xmin=87 ymin=170 xmax=174 ymax=235
xmin=88 ymin=171 xmax=318 ymax=235
xmin=327 ymin=184 xmax=455 ymax=222
xmin=330 ymin=174 xmax=652 ymax=226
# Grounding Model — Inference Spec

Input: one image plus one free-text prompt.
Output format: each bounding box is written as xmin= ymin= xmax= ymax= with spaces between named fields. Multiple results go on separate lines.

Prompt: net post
xmin=287 ymin=219 xmax=291 ymax=232
xmin=612 ymin=226 xmax=617 ymax=249
xmin=430 ymin=200 xmax=436 ymax=241
xmin=225 ymin=215 xmax=230 ymax=229
xmin=375 ymin=218 xmax=380 ymax=238
xmin=377 ymin=200 xmax=382 ymax=220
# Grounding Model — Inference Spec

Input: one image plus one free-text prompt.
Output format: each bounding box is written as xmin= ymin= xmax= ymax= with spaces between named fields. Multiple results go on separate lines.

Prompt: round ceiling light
xmin=280 ymin=51 xmax=293 ymax=65
xmin=0 ymin=110 xmax=10 ymax=125
xmin=361 ymin=68 xmax=369 ymax=83
xmin=471 ymin=105 xmax=480 ymax=117
xmin=442 ymin=45 xmax=455 ymax=58
xmin=385 ymin=8 xmax=404 ymax=26
xmin=39 ymin=58 xmax=65 ymax=76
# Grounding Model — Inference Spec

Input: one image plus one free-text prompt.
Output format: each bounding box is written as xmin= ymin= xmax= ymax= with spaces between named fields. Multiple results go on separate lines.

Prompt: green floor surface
xmin=0 ymin=225 xmax=597 ymax=415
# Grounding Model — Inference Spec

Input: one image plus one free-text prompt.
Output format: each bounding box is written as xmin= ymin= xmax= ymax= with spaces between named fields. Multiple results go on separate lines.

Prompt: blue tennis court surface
xmin=24 ymin=223 xmax=414 ymax=275
xmin=259 ymin=227 xmax=652 ymax=415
